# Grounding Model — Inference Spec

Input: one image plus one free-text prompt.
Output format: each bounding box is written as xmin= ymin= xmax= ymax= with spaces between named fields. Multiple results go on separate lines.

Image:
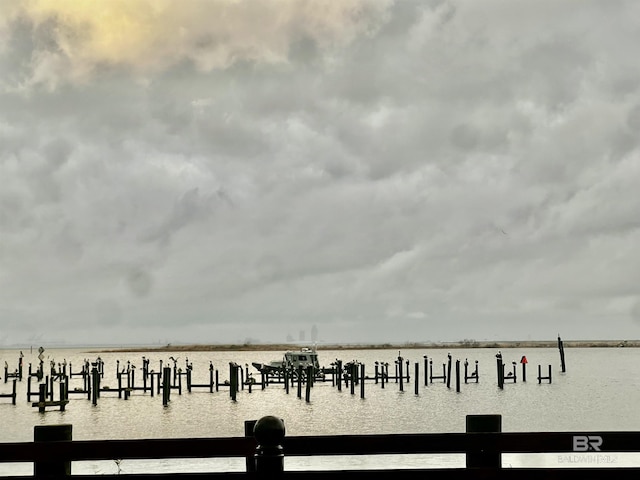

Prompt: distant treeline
xmin=94 ymin=339 xmax=640 ymax=353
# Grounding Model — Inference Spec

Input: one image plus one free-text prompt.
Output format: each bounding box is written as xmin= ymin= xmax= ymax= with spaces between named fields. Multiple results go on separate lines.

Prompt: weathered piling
xmin=148 ymin=371 xmax=160 ymax=396
xmin=4 ymin=353 xmax=25 ymax=383
xmin=429 ymin=359 xmax=446 ymax=383
xmin=91 ymin=364 xmax=100 ymax=405
xmin=360 ymin=363 xmax=365 ymax=399
xmin=4 ymin=355 xmax=23 ymax=383
xmin=32 ymin=379 xmax=69 ymax=412
xmin=141 ymin=357 xmax=149 ymax=392
xmin=246 ymin=370 xmax=254 ymax=393
xmin=349 ymin=363 xmax=356 ymax=395
xmin=260 ymin=366 xmax=266 ymax=390
xmin=414 ymin=362 xmax=419 ymax=395
xmin=283 ymin=369 xmax=289 ymax=394
xmin=162 ymin=366 xmax=171 ymax=406
xmin=397 ymin=356 xmax=404 ymax=392
xmin=37 ymin=383 xmax=46 ymax=412
xmin=28 ymin=361 xmax=44 ymax=383
xmin=558 ymin=335 xmax=566 ymax=373
xmin=496 ymin=352 xmax=504 ymax=389
xmin=464 ymin=359 xmax=479 ymax=383
xmin=229 ymin=363 xmax=239 ymax=401
xmin=503 ymin=362 xmax=517 ymax=384
xmin=394 ymin=360 xmax=399 ymax=384
xmin=538 ymin=364 xmax=552 ymax=384
xmin=69 ymin=359 xmax=89 ymax=381
xmin=521 ymin=355 xmax=528 ymax=382
xmin=84 ymin=364 xmax=91 ymax=395
xmin=0 ymin=379 xmax=17 ymax=404
xmin=60 ymin=379 xmax=68 ymax=410
xmin=186 ymin=361 xmax=216 ymax=393
xmin=305 ymin=365 xmax=313 ymax=402
xmin=455 ymin=359 xmax=461 ymax=393
xmin=446 ymin=353 xmax=452 ymax=389
xmin=19 ymin=352 xmax=24 ymax=380
xmin=423 ymin=356 xmax=428 ymax=387
xmin=117 ymin=369 xmax=123 ymax=398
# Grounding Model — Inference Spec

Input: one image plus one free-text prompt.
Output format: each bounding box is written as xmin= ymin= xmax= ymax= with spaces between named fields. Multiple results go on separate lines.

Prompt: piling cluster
xmin=494 ymin=336 xmax=566 ymax=389
xmin=0 ymin=339 xmax=568 ymax=411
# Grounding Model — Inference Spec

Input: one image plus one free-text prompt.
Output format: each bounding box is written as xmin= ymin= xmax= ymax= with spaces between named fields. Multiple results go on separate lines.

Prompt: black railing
xmin=1 ymin=415 xmax=640 ymax=478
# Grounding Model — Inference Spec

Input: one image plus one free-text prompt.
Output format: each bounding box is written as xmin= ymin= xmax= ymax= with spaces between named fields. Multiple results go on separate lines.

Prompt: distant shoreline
xmin=93 ymin=339 xmax=640 ymax=353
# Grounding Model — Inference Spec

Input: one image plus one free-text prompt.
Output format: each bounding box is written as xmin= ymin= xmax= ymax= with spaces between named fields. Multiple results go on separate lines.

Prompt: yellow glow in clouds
xmin=13 ymin=0 xmax=391 ymax=78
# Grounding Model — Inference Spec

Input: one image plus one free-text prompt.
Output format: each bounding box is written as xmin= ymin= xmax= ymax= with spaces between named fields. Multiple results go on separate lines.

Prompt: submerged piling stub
xmin=254 ymin=415 xmax=285 ymax=475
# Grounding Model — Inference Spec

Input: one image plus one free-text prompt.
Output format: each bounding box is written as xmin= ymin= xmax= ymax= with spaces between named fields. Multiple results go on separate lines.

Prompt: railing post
xmin=34 ymin=424 xmax=72 ymax=477
xmin=466 ymin=414 xmax=501 ymax=469
xmin=254 ymin=415 xmax=285 ymax=476
xmin=244 ymin=420 xmax=258 ymax=472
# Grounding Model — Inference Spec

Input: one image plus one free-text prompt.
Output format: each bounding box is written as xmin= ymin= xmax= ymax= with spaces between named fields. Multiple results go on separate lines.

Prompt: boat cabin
xmin=283 ymin=348 xmax=320 ymax=370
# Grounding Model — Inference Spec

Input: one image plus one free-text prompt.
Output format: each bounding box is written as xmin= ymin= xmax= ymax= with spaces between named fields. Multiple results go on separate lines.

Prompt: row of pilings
xmin=1 ymin=341 xmax=567 ymax=409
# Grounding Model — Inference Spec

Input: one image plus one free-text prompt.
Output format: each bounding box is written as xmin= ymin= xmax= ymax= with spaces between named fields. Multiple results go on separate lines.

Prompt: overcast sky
xmin=1 ymin=0 xmax=640 ymax=347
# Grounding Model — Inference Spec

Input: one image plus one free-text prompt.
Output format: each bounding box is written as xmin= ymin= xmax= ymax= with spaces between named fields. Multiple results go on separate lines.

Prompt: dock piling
xmin=558 ymin=335 xmax=566 ymax=373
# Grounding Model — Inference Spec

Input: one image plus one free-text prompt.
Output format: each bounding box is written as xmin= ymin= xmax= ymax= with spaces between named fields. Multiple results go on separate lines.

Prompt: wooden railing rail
xmin=2 ymin=415 xmax=640 ymax=478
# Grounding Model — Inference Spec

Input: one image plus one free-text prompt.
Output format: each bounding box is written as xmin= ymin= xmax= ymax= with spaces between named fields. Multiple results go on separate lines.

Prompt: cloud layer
xmin=1 ymin=0 xmax=640 ymax=346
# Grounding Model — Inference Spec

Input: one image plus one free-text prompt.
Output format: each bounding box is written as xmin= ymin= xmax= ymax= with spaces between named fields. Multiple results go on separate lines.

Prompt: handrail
xmin=283 ymin=431 xmax=640 ymax=455
xmin=3 ymin=431 xmax=640 ymax=462
xmin=2 ymin=415 xmax=640 ymax=478
xmin=0 ymin=436 xmax=255 ymax=462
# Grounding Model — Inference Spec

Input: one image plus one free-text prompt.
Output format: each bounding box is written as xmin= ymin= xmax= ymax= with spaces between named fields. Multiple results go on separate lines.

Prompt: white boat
xmin=252 ymin=347 xmax=321 ymax=376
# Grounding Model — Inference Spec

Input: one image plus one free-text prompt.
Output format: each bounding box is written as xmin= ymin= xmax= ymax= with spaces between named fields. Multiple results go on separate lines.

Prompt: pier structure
xmin=1 ymin=342 xmax=564 ymax=412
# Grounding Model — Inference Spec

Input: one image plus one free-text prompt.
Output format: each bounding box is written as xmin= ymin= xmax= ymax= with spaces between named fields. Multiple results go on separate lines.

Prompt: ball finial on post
xmin=254 ymin=415 xmax=285 ymax=475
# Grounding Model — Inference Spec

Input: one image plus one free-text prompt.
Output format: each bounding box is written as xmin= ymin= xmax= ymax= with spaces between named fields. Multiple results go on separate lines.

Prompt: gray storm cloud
xmin=1 ymin=0 xmax=640 ymax=346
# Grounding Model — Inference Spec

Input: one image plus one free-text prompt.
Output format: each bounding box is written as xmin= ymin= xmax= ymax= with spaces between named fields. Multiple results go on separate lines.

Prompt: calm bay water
xmin=1 ymin=346 xmax=639 ymax=474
